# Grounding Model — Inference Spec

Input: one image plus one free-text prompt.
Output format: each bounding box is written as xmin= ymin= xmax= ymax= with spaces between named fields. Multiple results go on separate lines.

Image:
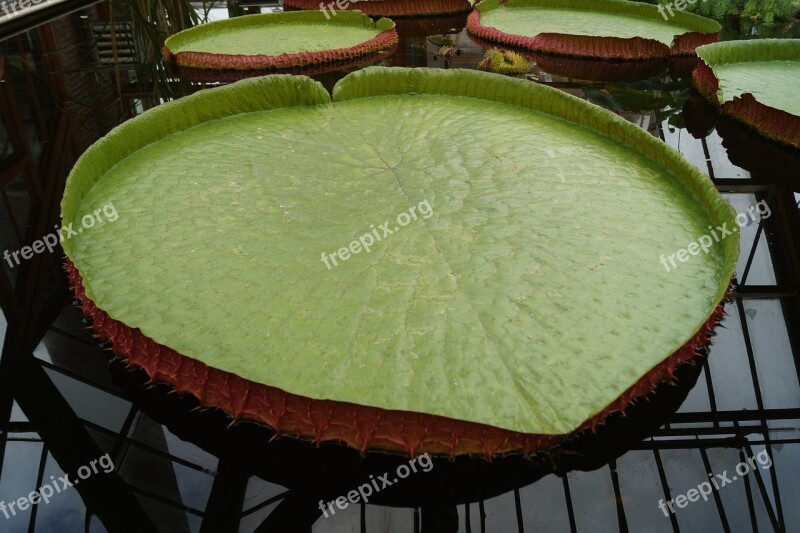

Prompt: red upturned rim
xmin=466 ymin=9 xmax=718 ymax=60
xmin=693 ymin=60 xmax=800 ymax=150
xmin=169 ymin=47 xmax=397 ymax=84
xmin=163 ymin=27 xmax=399 ymax=71
xmin=67 ymin=259 xmax=729 ymax=458
xmin=283 ymin=0 xmax=472 ymax=18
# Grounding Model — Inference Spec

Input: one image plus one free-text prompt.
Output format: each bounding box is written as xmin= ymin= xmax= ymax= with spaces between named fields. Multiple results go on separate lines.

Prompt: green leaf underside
xmin=63 ymin=70 xmax=735 ymax=436
xmin=697 ymin=40 xmax=800 ymax=116
xmin=165 ymin=11 xmax=391 ymax=57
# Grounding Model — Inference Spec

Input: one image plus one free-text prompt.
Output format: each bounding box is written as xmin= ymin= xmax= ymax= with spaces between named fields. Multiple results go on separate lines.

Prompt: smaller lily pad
xmin=468 ymin=0 xmax=721 ymax=60
xmin=163 ymin=11 xmax=397 ymax=70
xmin=694 ymin=39 xmax=800 ymax=149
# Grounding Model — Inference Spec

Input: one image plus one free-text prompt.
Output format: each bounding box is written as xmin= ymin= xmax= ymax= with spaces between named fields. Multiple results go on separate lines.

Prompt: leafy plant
xmin=740 ymin=0 xmax=800 ymax=22
xmin=652 ymin=0 xmax=800 ymax=22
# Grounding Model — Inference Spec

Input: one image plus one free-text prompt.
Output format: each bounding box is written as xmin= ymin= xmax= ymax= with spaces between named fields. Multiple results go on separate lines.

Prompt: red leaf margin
xmin=466 ymin=9 xmax=718 ymax=60
xmin=163 ymin=25 xmax=399 ymax=70
xmin=169 ymin=46 xmax=397 ymax=84
xmin=283 ymin=0 xmax=472 ymax=17
xmin=693 ymin=60 xmax=800 ymax=150
xmin=67 ymin=260 xmax=729 ymax=458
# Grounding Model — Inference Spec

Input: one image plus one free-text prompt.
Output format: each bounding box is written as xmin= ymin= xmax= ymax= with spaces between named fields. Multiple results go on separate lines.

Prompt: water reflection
xmin=683 ymin=92 xmax=800 ymax=188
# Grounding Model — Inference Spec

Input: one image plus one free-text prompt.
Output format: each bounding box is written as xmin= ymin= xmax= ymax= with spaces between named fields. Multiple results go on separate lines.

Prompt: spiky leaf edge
xmin=479 ymin=48 xmax=532 ymax=75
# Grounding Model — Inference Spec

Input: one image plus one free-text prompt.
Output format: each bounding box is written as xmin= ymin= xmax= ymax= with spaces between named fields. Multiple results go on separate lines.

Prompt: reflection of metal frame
xmin=0 ymin=0 xmax=101 ymax=40
xmin=89 ymin=21 xmax=138 ymax=66
xmin=0 ymin=40 xmax=160 ymax=529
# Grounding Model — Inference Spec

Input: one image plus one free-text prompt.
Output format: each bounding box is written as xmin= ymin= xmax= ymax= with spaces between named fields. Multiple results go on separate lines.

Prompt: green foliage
xmin=690 ymin=0 xmax=737 ymax=19
xmin=740 ymin=0 xmax=800 ymax=22
xmin=654 ymin=0 xmax=800 ymax=22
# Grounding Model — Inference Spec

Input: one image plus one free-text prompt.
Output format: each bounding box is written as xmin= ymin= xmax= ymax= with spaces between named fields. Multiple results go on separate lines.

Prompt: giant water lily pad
xmin=694 ymin=39 xmax=800 ymax=149
xmin=163 ymin=11 xmax=397 ymax=70
xmin=63 ymin=68 xmax=737 ymax=457
xmin=468 ymin=0 xmax=720 ymax=60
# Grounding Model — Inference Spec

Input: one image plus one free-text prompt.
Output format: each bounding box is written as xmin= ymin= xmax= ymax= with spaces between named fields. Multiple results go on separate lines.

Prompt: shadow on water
xmin=683 ymin=92 xmax=800 ymax=189
xmin=107 ymin=340 xmax=710 ymax=515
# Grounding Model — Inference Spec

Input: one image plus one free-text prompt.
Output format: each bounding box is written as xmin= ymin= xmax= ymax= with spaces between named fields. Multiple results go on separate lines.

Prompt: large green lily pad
xmin=62 ymin=68 xmax=736 ymax=444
